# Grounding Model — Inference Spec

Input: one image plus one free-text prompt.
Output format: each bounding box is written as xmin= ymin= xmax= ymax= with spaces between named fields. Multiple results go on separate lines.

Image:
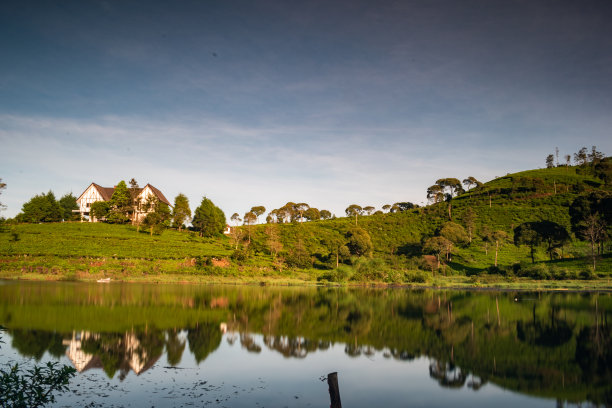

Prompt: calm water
xmin=0 ymin=281 xmax=610 ymax=407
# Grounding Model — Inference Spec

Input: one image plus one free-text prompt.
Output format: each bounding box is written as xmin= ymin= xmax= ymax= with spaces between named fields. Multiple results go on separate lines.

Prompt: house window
xmin=87 ymin=203 xmax=90 ymax=208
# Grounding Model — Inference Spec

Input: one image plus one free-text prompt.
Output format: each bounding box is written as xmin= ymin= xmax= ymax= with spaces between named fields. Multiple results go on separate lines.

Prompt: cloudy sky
xmin=1 ymin=0 xmax=611 ymax=219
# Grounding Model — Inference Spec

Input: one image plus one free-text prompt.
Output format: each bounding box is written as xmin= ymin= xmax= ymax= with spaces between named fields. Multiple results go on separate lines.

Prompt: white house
xmin=76 ymin=182 xmax=172 ymax=222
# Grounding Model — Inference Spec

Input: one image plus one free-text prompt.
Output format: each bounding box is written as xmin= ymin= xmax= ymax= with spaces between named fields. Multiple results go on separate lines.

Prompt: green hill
xmin=1 ymin=165 xmax=610 ymax=286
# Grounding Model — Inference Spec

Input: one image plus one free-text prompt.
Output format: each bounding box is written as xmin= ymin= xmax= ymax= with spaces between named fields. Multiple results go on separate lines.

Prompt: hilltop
xmin=0 ymin=164 xmax=610 ymax=288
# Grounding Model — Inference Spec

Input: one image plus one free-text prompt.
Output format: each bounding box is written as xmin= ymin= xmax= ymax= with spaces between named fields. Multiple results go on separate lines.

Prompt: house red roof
xmin=77 ymin=182 xmax=171 ymax=206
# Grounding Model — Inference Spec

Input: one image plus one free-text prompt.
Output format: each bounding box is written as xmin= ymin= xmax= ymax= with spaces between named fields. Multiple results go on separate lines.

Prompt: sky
xmin=1 ymin=0 xmax=611 ymax=219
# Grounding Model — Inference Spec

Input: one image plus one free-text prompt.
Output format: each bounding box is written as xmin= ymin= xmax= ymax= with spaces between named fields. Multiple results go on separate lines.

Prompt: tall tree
xmin=20 ymin=191 xmax=62 ymax=223
xmin=439 ymin=222 xmax=468 ymax=261
xmin=142 ymin=198 xmax=171 ymax=235
xmin=320 ymin=210 xmax=332 ymax=220
xmin=0 ymin=178 xmax=6 ymax=213
xmin=546 ymin=154 xmax=555 ymax=168
xmin=423 ymin=236 xmax=452 ymax=270
xmin=303 ymin=207 xmax=320 ymax=221
xmin=172 ymin=194 xmax=191 ymax=231
xmin=295 ymin=203 xmax=309 ymax=223
xmin=462 ymin=207 xmax=476 ymax=243
xmin=580 ymin=214 xmax=607 ymax=271
xmin=128 ymin=178 xmax=140 ymax=224
xmin=58 ymin=193 xmax=79 ymax=221
xmin=345 ymin=204 xmax=363 ymax=226
xmin=243 ymin=211 xmax=257 ymax=242
xmin=264 ymin=223 xmax=283 ymax=258
xmin=514 ymin=221 xmax=570 ymax=263
xmin=492 ymin=230 xmax=508 ymax=267
xmin=435 ymin=178 xmax=464 ymax=220
xmin=345 ymin=227 xmax=373 ymax=257
xmin=250 ymin=206 xmax=266 ymax=223
xmin=192 ymin=197 xmax=226 ymax=237
xmin=107 ymin=181 xmax=131 ymax=224
xmin=426 ymin=185 xmax=444 ymax=204
xmin=574 ymin=147 xmax=588 ymax=166
xmin=363 ymin=206 xmax=375 ymax=215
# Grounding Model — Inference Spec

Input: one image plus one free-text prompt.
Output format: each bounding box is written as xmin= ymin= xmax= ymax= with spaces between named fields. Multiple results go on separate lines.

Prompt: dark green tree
xmin=20 ymin=191 xmax=62 ymax=223
xmin=172 ymin=193 xmax=191 ymax=231
xmin=345 ymin=204 xmax=363 ymax=226
xmin=107 ymin=181 xmax=131 ymax=224
xmin=143 ymin=199 xmax=171 ymax=235
xmin=345 ymin=227 xmax=373 ymax=257
xmin=90 ymin=201 xmax=110 ymax=221
xmin=192 ymin=197 xmax=226 ymax=237
xmin=250 ymin=206 xmax=266 ymax=223
xmin=320 ymin=210 xmax=332 ymax=220
xmin=514 ymin=221 xmax=570 ymax=263
xmin=435 ymin=178 xmax=464 ymax=220
xmin=303 ymin=207 xmax=320 ymax=221
xmin=546 ymin=154 xmax=555 ymax=168
xmin=58 ymin=193 xmax=79 ymax=221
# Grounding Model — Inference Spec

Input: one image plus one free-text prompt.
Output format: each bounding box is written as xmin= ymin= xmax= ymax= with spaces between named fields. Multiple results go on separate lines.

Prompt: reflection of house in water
xmin=63 ymin=330 xmax=161 ymax=377
xmin=63 ymin=331 xmax=103 ymax=372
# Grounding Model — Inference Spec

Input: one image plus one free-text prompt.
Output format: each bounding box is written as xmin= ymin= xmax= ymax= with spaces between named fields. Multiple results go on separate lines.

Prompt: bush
xmin=579 ymin=269 xmax=595 ymax=280
xmin=405 ymin=271 xmax=427 ymax=283
xmin=521 ymin=263 xmax=551 ymax=280
xmin=351 ymin=258 xmax=390 ymax=282
xmin=318 ymin=265 xmax=354 ymax=283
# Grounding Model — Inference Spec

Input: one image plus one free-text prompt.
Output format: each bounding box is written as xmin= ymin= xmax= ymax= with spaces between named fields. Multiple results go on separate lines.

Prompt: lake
xmin=0 ymin=281 xmax=610 ymax=407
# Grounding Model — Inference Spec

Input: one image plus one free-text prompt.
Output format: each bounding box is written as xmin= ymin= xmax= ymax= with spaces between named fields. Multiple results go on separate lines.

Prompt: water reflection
xmin=1 ymin=282 xmax=611 ymax=406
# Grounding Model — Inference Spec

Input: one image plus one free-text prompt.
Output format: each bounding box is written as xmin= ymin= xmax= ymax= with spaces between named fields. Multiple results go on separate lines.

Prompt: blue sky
xmin=1 ymin=0 xmax=611 ymax=219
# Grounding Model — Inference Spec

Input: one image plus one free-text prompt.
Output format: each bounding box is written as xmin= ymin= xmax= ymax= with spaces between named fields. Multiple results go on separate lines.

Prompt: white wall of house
xmin=76 ymin=185 xmax=104 ymax=222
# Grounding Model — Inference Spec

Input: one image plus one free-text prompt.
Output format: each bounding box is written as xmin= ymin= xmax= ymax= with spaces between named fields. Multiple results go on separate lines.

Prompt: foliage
xmin=18 ymin=192 xmax=62 ymax=223
xmin=514 ymin=221 xmax=570 ymax=262
xmin=171 ymin=193 xmax=191 ymax=230
xmin=0 ymin=361 xmax=76 ymax=408
xmin=345 ymin=227 xmax=373 ymax=257
xmin=90 ymin=201 xmax=109 ymax=221
xmin=107 ymin=181 xmax=131 ymax=224
xmin=142 ymin=199 xmax=172 ymax=235
xmin=192 ymin=197 xmax=226 ymax=237
xmin=58 ymin=193 xmax=78 ymax=221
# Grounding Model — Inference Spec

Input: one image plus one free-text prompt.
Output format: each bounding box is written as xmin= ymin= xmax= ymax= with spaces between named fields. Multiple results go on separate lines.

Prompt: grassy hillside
xmin=0 ymin=165 xmax=610 ymax=286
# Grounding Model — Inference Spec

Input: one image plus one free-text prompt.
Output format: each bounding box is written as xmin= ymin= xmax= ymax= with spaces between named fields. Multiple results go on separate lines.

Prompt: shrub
xmin=405 ymin=271 xmax=427 ymax=283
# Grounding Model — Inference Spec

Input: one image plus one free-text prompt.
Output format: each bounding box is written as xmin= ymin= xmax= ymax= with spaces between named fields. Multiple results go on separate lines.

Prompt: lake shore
xmin=2 ymin=257 xmax=611 ymax=291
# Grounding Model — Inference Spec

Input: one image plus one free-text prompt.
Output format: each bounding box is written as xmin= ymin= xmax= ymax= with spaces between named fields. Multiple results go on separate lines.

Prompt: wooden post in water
xmin=327 ymin=372 xmax=342 ymax=408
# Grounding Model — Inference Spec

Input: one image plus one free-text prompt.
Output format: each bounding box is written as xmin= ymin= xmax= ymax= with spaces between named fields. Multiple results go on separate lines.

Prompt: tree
xmin=107 ymin=181 xmax=131 ymax=224
xmin=569 ymin=191 xmax=612 ymax=247
xmin=303 ymin=207 xmax=320 ymax=221
xmin=382 ymin=204 xmax=391 ymax=213
xmin=546 ymin=154 xmax=555 ymax=168
xmin=439 ymin=222 xmax=468 ymax=261
xmin=345 ymin=227 xmax=372 ymax=257
xmin=243 ymin=211 xmax=257 ymax=242
xmin=594 ymin=157 xmax=612 ymax=185
xmin=20 ymin=191 xmax=62 ymax=223
xmin=462 ymin=207 xmax=476 ymax=243
xmin=426 ymin=185 xmax=444 ymax=204
xmin=192 ymin=197 xmax=226 ymax=237
xmin=320 ymin=210 xmax=332 ymax=220
xmin=435 ymin=178 xmax=464 ymax=220
xmin=265 ymin=224 xmax=283 ymax=258
xmin=491 ymin=230 xmax=508 ymax=267
xmin=90 ymin=201 xmax=110 ymax=221
xmin=423 ymin=236 xmax=452 ymax=270
xmin=391 ymin=202 xmax=415 ymax=212
xmin=345 ymin=204 xmax=363 ymax=226
xmin=171 ymin=194 xmax=191 ymax=231
xmin=588 ymin=146 xmax=604 ymax=166
xmin=565 ymin=154 xmax=571 ymax=168
xmin=128 ymin=178 xmax=140 ymax=224
xmin=0 ymin=178 xmax=6 ymax=213
xmin=580 ymin=214 xmax=607 ymax=271
xmin=250 ymin=206 xmax=266 ymax=223
xmin=574 ymin=147 xmax=588 ymax=166
xmin=363 ymin=206 xmax=375 ymax=215
xmin=142 ymin=199 xmax=171 ymax=235
xmin=514 ymin=221 xmax=570 ymax=263
xmin=295 ymin=203 xmax=310 ymax=223
xmin=58 ymin=193 xmax=79 ymax=221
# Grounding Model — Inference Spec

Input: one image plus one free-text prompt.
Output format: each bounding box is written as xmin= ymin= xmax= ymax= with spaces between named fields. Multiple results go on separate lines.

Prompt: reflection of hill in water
xmin=1 ymin=283 xmax=612 ymax=405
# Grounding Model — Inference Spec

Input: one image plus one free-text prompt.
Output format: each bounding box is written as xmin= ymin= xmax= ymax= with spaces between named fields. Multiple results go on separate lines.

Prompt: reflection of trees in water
xmin=517 ymin=306 xmax=573 ymax=347
xmin=165 ymin=329 xmax=186 ymax=366
xmin=262 ymin=335 xmax=319 ymax=358
xmin=429 ymin=360 xmax=467 ymax=388
xmin=187 ymin=322 xmax=222 ymax=364
xmin=10 ymin=329 xmax=66 ymax=360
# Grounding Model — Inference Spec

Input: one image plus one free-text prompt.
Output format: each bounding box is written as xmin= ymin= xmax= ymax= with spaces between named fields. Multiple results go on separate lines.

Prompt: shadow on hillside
xmin=446 ymin=261 xmax=483 ymax=276
xmin=397 ymin=243 xmax=422 ymax=257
